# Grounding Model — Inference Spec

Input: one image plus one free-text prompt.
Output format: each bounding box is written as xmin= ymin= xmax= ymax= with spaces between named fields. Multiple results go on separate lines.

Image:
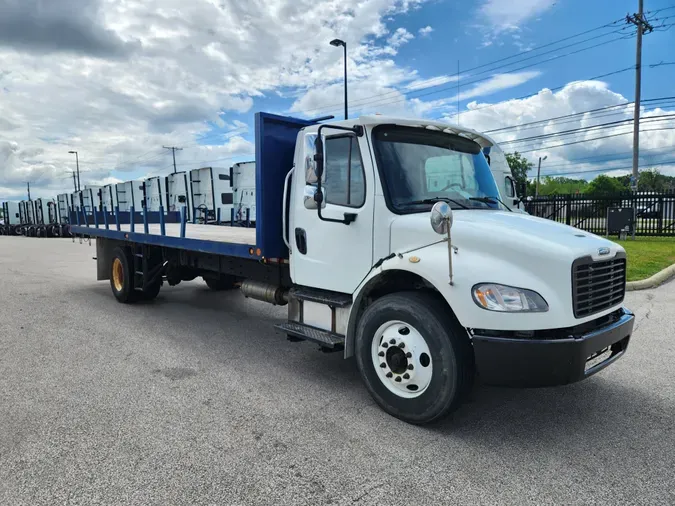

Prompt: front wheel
xmin=355 ymin=292 xmax=474 ymax=425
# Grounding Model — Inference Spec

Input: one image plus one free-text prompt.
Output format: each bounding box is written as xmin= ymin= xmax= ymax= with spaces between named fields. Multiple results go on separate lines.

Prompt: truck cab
xmin=283 ymin=116 xmax=633 ymax=423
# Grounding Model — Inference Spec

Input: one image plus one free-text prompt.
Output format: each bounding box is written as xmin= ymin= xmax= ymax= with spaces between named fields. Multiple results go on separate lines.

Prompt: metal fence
xmin=524 ymin=192 xmax=675 ymax=236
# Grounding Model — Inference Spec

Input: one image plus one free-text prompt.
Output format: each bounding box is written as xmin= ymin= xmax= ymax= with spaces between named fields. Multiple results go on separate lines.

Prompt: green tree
xmin=538 ymin=176 xmax=589 ymax=196
xmin=586 ymin=174 xmax=626 ymax=196
xmin=637 ymin=168 xmax=675 ymax=192
xmin=505 ymin=152 xmax=533 ymax=192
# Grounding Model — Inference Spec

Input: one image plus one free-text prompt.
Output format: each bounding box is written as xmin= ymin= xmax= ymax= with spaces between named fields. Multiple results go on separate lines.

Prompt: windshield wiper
xmin=404 ymin=197 xmax=470 ymax=209
xmin=469 ymin=196 xmax=512 ymax=212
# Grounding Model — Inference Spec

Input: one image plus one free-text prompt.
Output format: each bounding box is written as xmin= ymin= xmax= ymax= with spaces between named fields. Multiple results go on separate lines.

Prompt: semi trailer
xmin=1 ymin=201 xmax=21 ymax=235
xmin=68 ymin=112 xmax=634 ymax=424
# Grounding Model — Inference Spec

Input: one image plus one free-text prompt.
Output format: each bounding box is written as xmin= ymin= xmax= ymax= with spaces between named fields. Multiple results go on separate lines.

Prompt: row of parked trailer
xmin=0 ymin=162 xmax=257 ymax=237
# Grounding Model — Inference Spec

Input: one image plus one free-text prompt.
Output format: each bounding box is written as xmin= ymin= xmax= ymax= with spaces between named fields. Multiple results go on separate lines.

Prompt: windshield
xmin=372 ymin=125 xmax=502 ymax=212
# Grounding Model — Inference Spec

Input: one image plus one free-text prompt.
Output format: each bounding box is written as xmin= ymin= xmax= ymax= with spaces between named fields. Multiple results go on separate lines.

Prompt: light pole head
xmin=330 ymin=38 xmax=346 ymax=47
xmin=68 ymin=150 xmax=77 ymax=154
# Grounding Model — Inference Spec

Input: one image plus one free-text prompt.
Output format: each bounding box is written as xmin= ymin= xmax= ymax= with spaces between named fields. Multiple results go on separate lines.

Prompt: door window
xmin=504 ymin=176 xmax=515 ymax=198
xmin=324 ymin=136 xmax=365 ymax=207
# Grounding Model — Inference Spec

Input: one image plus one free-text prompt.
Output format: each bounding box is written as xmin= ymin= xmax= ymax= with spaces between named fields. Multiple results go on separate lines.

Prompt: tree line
xmin=505 ymin=152 xmax=675 ymax=197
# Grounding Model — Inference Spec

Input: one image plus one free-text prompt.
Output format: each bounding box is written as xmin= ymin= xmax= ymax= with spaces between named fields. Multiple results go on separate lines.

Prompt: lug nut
xmin=398 ymin=342 xmax=405 ymax=348
xmin=403 ymin=373 xmax=410 ymax=380
xmin=394 ymin=376 xmax=402 ymax=382
xmin=380 ymin=363 xmax=387 ymax=368
xmin=386 ymin=372 xmax=393 ymax=378
xmin=408 ymin=364 xmax=414 ymax=370
xmin=378 ymin=351 xmax=384 ymax=357
xmin=382 ymin=342 xmax=388 ymax=348
xmin=406 ymin=352 xmax=412 ymax=358
xmin=389 ymin=339 xmax=396 ymax=345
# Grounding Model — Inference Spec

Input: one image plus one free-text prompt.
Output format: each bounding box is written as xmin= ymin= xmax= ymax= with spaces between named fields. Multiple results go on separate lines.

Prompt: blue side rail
xmin=68 ymin=206 xmax=260 ymax=259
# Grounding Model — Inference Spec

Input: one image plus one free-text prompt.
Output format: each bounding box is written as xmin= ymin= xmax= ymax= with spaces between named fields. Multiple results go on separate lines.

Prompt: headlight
xmin=472 ymin=283 xmax=548 ymax=312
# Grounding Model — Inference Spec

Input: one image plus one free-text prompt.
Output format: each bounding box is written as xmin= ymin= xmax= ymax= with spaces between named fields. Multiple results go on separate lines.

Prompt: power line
xmin=307 ymin=33 xmax=634 ymax=117
xmin=497 ymin=113 xmax=675 ymax=146
xmin=540 ymin=158 xmax=675 ymax=177
xmin=297 ymin=15 xmax=628 ymax=115
xmin=485 ymin=96 xmax=675 ymax=134
xmin=434 ymin=66 xmax=636 ymax=121
xmin=529 ymin=147 xmax=674 ymax=169
xmin=517 ymin=126 xmax=675 ymax=153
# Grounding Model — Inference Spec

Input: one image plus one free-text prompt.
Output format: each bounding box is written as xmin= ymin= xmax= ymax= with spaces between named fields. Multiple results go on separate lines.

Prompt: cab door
xmin=289 ymin=131 xmax=374 ymax=294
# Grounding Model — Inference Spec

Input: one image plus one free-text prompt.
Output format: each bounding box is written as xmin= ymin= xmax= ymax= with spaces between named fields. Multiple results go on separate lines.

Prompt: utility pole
xmin=27 ymin=181 xmax=31 ymax=200
xmin=535 ymin=155 xmax=547 ymax=198
xmin=68 ymin=171 xmax=77 ymax=191
xmin=163 ymin=146 xmax=183 ymax=173
xmin=626 ymin=0 xmax=653 ymax=239
xmin=626 ymin=1 xmax=653 ymax=190
xmin=68 ymin=150 xmax=81 ymax=191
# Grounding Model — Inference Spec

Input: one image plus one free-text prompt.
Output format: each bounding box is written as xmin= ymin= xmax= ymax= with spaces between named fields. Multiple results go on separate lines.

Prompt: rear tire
xmin=355 ymin=291 xmax=474 ymax=425
xmin=203 ymin=275 xmax=238 ymax=291
xmin=140 ymin=280 xmax=162 ymax=300
xmin=110 ymin=247 xmax=138 ymax=303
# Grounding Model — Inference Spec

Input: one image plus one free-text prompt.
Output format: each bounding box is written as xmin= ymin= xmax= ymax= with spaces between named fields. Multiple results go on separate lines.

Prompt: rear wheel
xmin=110 ymin=247 xmax=138 ymax=303
xmin=140 ymin=280 xmax=162 ymax=300
xmin=203 ymin=275 xmax=238 ymax=291
xmin=355 ymin=292 xmax=474 ymax=425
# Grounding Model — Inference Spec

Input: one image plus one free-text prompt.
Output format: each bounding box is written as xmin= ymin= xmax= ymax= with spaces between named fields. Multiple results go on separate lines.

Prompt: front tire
xmin=355 ymin=292 xmax=474 ymax=425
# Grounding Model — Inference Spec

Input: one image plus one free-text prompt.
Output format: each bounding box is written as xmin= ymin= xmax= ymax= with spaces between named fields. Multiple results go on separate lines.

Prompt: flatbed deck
xmin=70 ymin=222 xmax=260 ymax=259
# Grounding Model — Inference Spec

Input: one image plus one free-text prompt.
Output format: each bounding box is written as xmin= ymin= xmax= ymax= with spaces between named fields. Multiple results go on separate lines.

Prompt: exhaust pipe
xmin=240 ymin=280 xmax=288 ymax=305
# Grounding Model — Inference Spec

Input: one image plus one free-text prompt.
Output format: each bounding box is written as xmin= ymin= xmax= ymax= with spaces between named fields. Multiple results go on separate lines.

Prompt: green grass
xmin=607 ymin=236 xmax=675 ymax=281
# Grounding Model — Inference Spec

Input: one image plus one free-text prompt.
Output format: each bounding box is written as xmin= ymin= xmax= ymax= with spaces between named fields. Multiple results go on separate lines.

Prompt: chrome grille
xmin=572 ymin=256 xmax=626 ymax=318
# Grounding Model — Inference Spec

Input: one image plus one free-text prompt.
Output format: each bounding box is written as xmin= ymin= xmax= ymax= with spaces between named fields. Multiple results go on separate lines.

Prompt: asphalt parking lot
xmin=1 ymin=237 xmax=673 ymax=505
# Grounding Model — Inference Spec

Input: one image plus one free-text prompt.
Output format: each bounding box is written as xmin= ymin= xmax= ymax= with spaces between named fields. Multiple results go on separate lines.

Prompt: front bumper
xmin=472 ymin=308 xmax=634 ymax=387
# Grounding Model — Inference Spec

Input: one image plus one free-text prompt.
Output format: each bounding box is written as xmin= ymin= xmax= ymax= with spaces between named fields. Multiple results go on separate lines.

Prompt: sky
xmin=1 ymin=0 xmax=674 ymax=200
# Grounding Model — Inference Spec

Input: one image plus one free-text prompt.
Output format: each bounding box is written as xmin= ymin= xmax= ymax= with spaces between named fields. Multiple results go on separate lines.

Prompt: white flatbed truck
xmin=69 ymin=112 xmax=635 ymax=424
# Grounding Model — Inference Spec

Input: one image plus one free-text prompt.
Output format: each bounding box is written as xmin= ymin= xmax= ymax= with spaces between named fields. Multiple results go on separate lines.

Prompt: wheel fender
xmin=345 ymin=259 xmax=452 ymax=359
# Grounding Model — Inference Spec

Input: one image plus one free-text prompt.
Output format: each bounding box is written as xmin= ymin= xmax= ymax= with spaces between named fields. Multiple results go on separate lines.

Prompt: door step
xmin=288 ymin=287 xmax=352 ymax=308
xmin=275 ymin=322 xmax=345 ymax=351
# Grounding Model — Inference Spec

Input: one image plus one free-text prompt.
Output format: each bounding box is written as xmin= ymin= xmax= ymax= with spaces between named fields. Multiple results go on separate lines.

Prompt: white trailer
xmin=167 ymin=171 xmax=191 ymax=219
xmin=100 ymin=184 xmax=119 ymax=212
xmin=189 ymin=167 xmax=233 ymax=223
xmin=1 ymin=201 xmax=21 ymax=235
xmin=114 ymin=181 xmax=146 ymax=212
xmin=144 ymin=176 xmax=168 ymax=212
xmin=232 ymin=161 xmax=256 ymax=222
xmin=57 ymin=194 xmax=73 ymax=224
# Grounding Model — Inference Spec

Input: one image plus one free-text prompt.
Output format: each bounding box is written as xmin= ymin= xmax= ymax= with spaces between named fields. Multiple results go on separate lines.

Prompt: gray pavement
xmin=1 ymin=236 xmax=674 ymax=505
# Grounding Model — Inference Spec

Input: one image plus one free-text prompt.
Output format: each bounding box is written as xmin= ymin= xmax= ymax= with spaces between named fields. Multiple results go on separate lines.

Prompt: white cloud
xmin=406 ymin=74 xmax=458 ymax=91
xmin=452 ymin=81 xmax=675 ymax=178
xmin=418 ymin=26 xmax=433 ymax=37
xmin=385 ymin=27 xmax=415 ymax=53
xmin=479 ymin=0 xmax=556 ymax=33
xmin=0 ymin=0 xmax=431 ymax=200
xmin=453 ymin=71 xmax=541 ymax=102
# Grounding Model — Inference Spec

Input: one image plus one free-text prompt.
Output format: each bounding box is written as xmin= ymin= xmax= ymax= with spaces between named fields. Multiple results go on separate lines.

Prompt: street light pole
xmin=330 ymin=38 xmax=348 ymax=120
xmin=68 ymin=150 xmax=81 ymax=191
xmin=535 ymin=155 xmax=547 ymax=198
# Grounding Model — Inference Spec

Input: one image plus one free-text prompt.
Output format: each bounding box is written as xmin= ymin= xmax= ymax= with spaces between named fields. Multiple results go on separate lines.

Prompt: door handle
xmin=295 ymin=228 xmax=307 ymax=255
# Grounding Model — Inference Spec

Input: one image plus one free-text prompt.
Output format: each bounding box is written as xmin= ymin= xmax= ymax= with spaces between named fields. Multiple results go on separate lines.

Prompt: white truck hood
xmin=390 ymin=210 xmax=622 ymax=264
xmin=387 ymin=210 xmax=626 ymax=330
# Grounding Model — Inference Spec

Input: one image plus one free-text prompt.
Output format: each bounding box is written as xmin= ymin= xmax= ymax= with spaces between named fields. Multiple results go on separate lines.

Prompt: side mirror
xmin=303 ymin=185 xmax=326 ymax=210
xmin=517 ymin=181 xmax=527 ymax=198
xmin=313 ymin=136 xmax=324 ymax=181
